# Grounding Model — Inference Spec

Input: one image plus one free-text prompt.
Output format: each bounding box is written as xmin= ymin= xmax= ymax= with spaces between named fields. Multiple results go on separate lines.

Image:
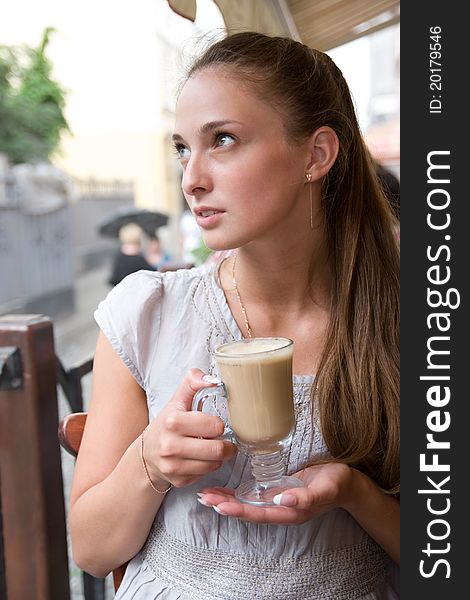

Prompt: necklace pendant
xmin=232 ymin=253 xmax=253 ymax=338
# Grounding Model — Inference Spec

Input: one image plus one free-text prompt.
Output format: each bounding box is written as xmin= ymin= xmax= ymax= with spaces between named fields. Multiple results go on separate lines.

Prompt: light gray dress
xmin=94 ymin=264 xmax=399 ymax=599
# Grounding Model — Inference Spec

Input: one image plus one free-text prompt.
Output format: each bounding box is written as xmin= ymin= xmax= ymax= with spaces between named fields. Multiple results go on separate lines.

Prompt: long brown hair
xmin=187 ymin=32 xmax=400 ymax=494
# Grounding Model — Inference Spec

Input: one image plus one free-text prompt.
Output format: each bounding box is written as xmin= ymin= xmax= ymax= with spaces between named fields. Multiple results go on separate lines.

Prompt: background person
xmin=144 ymin=234 xmax=172 ymax=270
xmin=107 ymin=222 xmax=155 ymax=287
xmin=70 ymin=32 xmax=400 ymax=599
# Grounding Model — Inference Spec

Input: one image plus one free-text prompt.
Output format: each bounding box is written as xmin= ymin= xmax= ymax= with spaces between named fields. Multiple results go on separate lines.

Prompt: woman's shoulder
xmin=93 ymin=265 xmax=217 ymax=383
xmin=159 ymin=262 xmax=215 ymax=284
xmin=99 ymin=263 xmax=216 ymax=314
xmin=157 ymin=263 xmax=217 ymax=301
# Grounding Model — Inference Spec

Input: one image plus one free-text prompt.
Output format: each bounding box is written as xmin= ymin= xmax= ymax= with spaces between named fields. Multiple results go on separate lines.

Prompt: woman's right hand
xmin=142 ymin=368 xmax=237 ymax=489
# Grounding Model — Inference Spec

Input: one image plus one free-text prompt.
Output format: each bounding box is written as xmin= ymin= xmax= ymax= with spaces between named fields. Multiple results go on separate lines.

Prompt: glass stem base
xmin=235 ymin=450 xmax=305 ymax=506
xmin=249 ymin=450 xmax=285 ymax=484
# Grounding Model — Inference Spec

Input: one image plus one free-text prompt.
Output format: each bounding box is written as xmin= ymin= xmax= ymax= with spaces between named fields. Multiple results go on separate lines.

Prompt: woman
xmin=69 ymin=32 xmax=400 ymax=598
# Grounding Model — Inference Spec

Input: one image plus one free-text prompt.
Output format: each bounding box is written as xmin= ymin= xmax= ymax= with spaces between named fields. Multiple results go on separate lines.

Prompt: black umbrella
xmin=97 ymin=205 xmax=169 ymax=238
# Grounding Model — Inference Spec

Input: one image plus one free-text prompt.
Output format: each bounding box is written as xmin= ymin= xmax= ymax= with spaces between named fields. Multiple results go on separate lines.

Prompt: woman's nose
xmin=181 ymin=154 xmax=212 ymax=196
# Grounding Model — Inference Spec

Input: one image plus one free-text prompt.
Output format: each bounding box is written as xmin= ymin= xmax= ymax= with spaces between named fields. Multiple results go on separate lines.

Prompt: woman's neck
xmin=218 ymin=243 xmax=331 ymax=372
xmin=221 ymin=240 xmax=332 ymax=313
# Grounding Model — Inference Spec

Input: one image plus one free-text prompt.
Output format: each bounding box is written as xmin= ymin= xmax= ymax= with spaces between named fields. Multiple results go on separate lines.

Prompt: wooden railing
xmin=0 ymin=315 xmax=70 ymax=599
xmin=0 ymin=315 xmax=108 ymax=599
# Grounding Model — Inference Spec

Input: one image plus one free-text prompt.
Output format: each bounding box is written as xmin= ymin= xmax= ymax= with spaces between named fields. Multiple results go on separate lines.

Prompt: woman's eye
xmin=216 ymin=133 xmax=235 ymax=147
xmin=174 ymin=144 xmax=190 ymax=159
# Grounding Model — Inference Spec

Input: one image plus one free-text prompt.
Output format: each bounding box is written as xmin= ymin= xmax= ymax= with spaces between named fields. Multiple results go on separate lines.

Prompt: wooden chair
xmin=58 ymin=412 xmax=128 ymax=592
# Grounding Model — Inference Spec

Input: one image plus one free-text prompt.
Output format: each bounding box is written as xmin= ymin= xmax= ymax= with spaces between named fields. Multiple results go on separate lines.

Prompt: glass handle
xmin=192 ymin=383 xmax=235 ymax=442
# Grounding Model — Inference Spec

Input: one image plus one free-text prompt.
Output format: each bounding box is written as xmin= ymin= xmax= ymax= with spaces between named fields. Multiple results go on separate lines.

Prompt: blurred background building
xmin=0 ymin=0 xmax=399 ymax=318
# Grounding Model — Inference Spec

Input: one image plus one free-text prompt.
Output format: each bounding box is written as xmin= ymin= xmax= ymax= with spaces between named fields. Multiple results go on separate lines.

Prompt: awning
xmin=167 ymin=0 xmax=400 ymax=51
xmin=286 ymin=0 xmax=400 ymax=51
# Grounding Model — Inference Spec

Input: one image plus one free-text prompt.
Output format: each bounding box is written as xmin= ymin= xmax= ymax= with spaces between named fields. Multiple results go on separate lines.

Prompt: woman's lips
xmin=194 ymin=209 xmax=225 ymax=228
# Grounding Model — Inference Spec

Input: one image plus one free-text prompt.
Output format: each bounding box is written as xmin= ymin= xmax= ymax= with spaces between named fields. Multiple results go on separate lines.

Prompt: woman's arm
xmin=199 ymin=463 xmax=400 ymax=565
xmin=70 ymin=331 xmax=235 ymax=577
xmin=69 ymin=331 xmax=162 ymax=577
xmin=340 ymin=467 xmax=400 ymax=565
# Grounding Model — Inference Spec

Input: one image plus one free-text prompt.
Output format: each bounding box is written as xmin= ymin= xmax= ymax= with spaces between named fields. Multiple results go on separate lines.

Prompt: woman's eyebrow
xmin=172 ymin=133 xmax=184 ymax=143
xmin=199 ymin=120 xmax=242 ymax=135
xmin=172 ymin=120 xmax=242 ymax=143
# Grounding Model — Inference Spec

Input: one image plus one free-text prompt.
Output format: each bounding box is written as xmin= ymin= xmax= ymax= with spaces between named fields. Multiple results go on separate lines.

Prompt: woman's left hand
xmin=198 ymin=461 xmax=355 ymax=525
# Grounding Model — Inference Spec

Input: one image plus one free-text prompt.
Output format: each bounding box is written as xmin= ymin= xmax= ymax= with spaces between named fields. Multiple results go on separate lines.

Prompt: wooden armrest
xmin=58 ymin=412 xmax=88 ymax=457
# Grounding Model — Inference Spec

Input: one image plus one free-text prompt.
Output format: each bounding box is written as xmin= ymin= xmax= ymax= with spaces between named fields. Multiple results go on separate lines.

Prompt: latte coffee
xmin=215 ymin=338 xmax=294 ymax=452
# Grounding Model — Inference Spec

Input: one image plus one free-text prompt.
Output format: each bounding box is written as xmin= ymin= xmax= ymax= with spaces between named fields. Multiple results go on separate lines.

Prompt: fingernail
xmin=197 ymin=497 xmax=212 ymax=507
xmin=273 ymin=494 xmax=296 ymax=507
xmin=213 ymin=505 xmax=227 ymax=515
xmin=202 ymin=375 xmax=222 ymax=384
xmin=197 ymin=492 xmax=204 ymax=498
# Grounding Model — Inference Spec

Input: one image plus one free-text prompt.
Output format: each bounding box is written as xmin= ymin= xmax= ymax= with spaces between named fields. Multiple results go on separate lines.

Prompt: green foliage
xmin=191 ymin=238 xmax=213 ymax=266
xmin=0 ymin=27 xmax=70 ymax=164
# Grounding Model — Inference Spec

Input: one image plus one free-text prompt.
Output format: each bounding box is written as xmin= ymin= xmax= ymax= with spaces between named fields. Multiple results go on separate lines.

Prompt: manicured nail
xmin=213 ymin=505 xmax=227 ymax=515
xmin=202 ymin=375 xmax=222 ymax=384
xmin=197 ymin=497 xmax=212 ymax=507
xmin=273 ymin=494 xmax=297 ymax=507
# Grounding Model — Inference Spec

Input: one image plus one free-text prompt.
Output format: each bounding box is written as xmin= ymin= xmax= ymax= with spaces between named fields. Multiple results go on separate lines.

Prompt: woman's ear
xmin=305 ymin=126 xmax=339 ymax=181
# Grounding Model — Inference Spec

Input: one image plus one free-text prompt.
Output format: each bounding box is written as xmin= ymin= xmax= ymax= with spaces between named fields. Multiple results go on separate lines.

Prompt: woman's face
xmin=173 ymin=67 xmax=312 ymax=251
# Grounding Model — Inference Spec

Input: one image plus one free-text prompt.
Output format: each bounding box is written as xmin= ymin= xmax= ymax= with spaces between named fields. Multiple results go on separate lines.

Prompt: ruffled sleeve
xmin=94 ymin=270 xmax=163 ymax=390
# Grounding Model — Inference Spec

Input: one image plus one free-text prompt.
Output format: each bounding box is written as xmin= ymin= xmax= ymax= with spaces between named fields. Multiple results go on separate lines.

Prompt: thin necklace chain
xmin=231 ymin=253 xmax=253 ymax=338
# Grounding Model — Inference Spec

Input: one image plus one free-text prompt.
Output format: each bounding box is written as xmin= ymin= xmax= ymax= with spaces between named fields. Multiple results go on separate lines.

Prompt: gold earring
xmin=305 ymin=173 xmax=313 ymax=229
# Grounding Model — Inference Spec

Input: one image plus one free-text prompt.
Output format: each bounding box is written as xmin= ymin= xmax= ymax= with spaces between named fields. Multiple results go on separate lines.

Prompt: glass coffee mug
xmin=193 ymin=337 xmax=305 ymax=506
